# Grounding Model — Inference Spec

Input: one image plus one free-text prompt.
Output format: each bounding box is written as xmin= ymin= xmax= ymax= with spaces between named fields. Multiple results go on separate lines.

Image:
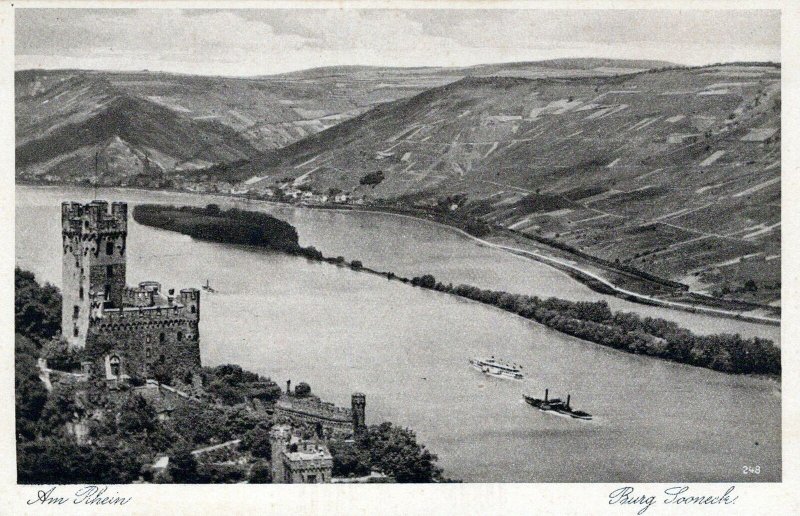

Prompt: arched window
xmin=109 ymin=355 xmax=121 ymax=377
xmin=106 ymin=241 xmax=114 ymax=256
xmin=159 ymin=332 xmax=165 ymax=343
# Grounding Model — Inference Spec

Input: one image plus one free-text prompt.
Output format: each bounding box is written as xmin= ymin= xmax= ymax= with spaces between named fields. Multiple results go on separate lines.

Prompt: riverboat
xmin=524 ymin=389 xmax=592 ymax=420
xmin=469 ymin=356 xmax=524 ymax=380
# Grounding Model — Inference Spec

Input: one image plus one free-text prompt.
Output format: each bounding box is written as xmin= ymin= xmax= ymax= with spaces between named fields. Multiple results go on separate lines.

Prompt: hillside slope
xmin=236 ymin=64 xmax=781 ymax=305
xmin=16 ymin=72 xmax=264 ymax=186
xmin=16 ymin=58 xmax=671 ymax=176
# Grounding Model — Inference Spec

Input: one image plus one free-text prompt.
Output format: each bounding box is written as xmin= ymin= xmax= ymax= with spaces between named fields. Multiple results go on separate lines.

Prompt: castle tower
xmin=61 ymin=201 xmax=128 ymax=348
xmin=269 ymin=424 xmax=292 ymax=484
xmin=351 ymin=392 xmax=366 ymax=436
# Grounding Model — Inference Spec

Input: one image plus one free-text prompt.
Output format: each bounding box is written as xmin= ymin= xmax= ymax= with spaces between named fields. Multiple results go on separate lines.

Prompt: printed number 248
xmin=742 ymin=465 xmax=761 ymax=475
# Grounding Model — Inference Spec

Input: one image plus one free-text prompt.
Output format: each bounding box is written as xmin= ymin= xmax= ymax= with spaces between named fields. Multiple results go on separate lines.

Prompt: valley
xmin=15 ymin=60 xmax=781 ymax=312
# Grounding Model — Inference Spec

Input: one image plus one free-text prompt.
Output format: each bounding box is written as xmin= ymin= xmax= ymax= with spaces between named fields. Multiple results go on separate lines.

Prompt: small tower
xmin=351 ymin=392 xmax=366 ymax=436
xmin=61 ymin=200 xmax=128 ymax=348
xmin=270 ymin=424 xmax=292 ymax=484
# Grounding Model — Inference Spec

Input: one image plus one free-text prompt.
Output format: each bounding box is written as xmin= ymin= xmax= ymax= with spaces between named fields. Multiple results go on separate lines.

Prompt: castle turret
xmin=61 ymin=200 xmax=128 ymax=348
xmin=352 ymin=392 xmax=366 ymax=436
xmin=180 ymin=288 xmax=200 ymax=318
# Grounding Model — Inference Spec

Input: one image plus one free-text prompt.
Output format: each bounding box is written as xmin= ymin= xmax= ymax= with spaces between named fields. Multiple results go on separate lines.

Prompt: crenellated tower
xmin=61 ymin=200 xmax=128 ymax=348
xmin=352 ymin=392 xmax=366 ymax=436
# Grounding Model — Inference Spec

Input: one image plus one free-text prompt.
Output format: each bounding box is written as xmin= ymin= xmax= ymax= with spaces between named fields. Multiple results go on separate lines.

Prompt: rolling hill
xmin=234 ymin=64 xmax=781 ymax=306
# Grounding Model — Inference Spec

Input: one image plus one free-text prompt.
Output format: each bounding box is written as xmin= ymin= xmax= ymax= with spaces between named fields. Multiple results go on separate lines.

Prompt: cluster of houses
xmin=178 ymin=176 xmax=363 ymax=206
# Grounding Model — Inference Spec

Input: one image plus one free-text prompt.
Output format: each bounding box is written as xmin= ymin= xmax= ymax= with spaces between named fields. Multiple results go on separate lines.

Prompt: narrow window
xmin=106 ymin=241 xmax=114 ymax=255
xmin=109 ymin=356 xmax=121 ymax=377
xmin=73 ymin=305 xmax=79 ymax=318
xmin=104 ymin=284 xmax=111 ymax=300
xmin=106 ymin=265 xmax=113 ymax=277
xmin=191 ymin=305 xmax=196 ymax=314
xmin=177 ymin=332 xmax=183 ymax=342
xmin=73 ymin=326 xmax=79 ymax=337
xmin=145 ymin=347 xmax=151 ymax=359
xmin=146 ymin=335 xmax=151 ymax=343
xmin=159 ymin=354 xmax=165 ymax=364
xmin=79 ymin=286 xmax=84 ymax=300
xmin=159 ymin=332 xmax=165 ymax=343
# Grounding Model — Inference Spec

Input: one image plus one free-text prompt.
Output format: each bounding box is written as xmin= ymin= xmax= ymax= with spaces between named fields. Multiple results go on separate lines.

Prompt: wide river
xmin=16 ymin=185 xmax=781 ymax=482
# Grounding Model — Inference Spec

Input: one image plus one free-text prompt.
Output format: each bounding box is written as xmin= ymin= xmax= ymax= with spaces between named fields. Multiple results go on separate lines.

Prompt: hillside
xmin=15 ymin=59 xmax=669 ymax=186
xmin=235 ymin=64 xmax=781 ymax=306
xmin=15 ymin=72 xmax=264 ymax=186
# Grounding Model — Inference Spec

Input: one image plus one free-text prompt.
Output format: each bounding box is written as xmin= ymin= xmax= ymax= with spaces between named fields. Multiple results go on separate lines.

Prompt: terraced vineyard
xmin=238 ymin=64 xmax=780 ymax=308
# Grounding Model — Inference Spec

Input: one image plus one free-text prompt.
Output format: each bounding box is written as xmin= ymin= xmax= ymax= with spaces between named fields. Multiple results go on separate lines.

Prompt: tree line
xmin=410 ymin=274 xmax=780 ymax=375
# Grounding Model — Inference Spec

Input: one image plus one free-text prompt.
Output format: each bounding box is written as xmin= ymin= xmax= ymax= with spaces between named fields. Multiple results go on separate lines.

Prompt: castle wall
xmin=86 ymin=304 xmax=201 ymax=381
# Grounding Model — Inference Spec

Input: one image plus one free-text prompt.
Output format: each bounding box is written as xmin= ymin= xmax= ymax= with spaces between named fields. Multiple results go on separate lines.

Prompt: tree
xmin=242 ymin=422 xmax=273 ymax=459
xmin=118 ymin=394 xmax=157 ymax=436
xmin=359 ymin=171 xmax=385 ymax=186
xmin=411 ymin=275 xmax=436 ymax=289
xmin=168 ymin=444 xmax=200 ymax=483
xmin=15 ymin=267 xmax=62 ymax=344
xmin=294 ymin=382 xmax=311 ymax=398
xmin=249 ymin=461 xmax=272 ymax=483
xmin=362 ymin=422 xmax=441 ymax=483
xmin=329 ymin=440 xmax=371 ymax=478
xmin=16 ymin=334 xmax=48 ymax=440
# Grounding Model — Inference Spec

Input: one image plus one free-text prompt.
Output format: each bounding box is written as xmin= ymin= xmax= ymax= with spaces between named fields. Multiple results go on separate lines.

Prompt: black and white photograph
xmin=7 ymin=1 xmax=794 ymax=509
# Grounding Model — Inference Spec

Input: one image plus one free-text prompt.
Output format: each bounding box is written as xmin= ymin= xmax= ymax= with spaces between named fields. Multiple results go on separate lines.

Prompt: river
xmin=16 ymin=185 xmax=781 ymax=482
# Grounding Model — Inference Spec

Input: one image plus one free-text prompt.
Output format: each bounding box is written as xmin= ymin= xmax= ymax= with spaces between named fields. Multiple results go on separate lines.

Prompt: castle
xmin=61 ymin=200 xmax=202 ymax=384
xmin=269 ymin=425 xmax=334 ymax=484
xmin=273 ymin=380 xmax=366 ymax=438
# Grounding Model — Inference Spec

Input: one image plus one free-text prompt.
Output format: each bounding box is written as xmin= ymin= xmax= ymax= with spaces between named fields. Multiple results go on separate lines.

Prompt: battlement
xmin=61 ymin=200 xmax=127 ymax=235
xmin=275 ymin=395 xmax=353 ymax=424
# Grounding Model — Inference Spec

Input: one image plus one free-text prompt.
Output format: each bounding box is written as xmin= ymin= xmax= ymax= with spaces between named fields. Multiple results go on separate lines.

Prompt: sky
xmin=15 ymin=8 xmax=781 ymax=76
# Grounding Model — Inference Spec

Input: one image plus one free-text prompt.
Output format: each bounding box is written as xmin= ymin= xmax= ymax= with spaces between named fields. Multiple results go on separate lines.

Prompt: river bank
xmin=130 ymin=201 xmax=780 ymax=377
xmin=18 ymin=181 xmax=780 ymax=326
xmin=281 ymin=201 xmax=781 ymax=326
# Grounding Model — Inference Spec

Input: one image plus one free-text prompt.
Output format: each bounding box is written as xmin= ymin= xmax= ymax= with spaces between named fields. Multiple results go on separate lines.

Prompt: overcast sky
xmin=16 ymin=8 xmax=780 ymax=76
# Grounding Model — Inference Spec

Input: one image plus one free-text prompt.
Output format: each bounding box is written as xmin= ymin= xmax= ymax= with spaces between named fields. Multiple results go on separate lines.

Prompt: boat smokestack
xmin=566 ymin=394 xmax=571 ymax=408
xmin=545 ymin=389 xmax=548 ymax=402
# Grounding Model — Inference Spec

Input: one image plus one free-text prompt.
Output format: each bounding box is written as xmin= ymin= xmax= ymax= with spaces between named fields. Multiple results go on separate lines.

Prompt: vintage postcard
xmin=2 ymin=1 xmax=797 ymax=514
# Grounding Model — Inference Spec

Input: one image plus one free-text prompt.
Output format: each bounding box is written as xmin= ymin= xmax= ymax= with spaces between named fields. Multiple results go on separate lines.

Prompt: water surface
xmin=16 ymin=185 xmax=780 ymax=482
